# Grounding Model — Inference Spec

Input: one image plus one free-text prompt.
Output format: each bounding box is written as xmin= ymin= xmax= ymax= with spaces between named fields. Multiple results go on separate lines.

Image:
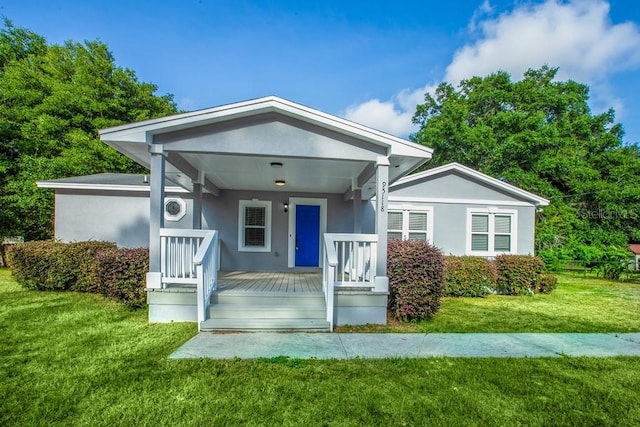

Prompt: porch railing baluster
xmin=159 ymin=228 xmax=219 ymax=329
xmin=322 ymin=233 xmax=379 ymax=331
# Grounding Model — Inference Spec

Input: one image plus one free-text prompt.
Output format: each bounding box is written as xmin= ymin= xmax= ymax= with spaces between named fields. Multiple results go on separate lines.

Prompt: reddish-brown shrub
xmin=93 ymin=248 xmax=149 ymax=308
xmin=8 ymin=240 xmax=115 ymax=291
xmin=9 ymin=240 xmax=148 ymax=308
xmin=387 ymin=239 xmax=445 ymax=321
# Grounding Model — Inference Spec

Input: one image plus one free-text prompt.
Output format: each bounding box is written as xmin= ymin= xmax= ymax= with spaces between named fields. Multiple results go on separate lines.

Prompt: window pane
xmin=245 ymin=228 xmax=265 ymax=246
xmin=388 ymin=211 xmax=403 ymax=230
xmin=409 ymin=212 xmax=428 ymax=231
xmin=471 ymin=234 xmax=489 ymax=251
xmin=472 ymin=214 xmax=489 ymax=232
xmin=494 ymin=234 xmax=511 ymax=251
xmin=388 ymin=231 xmax=403 ymax=240
xmin=495 ymin=215 xmax=511 ymax=234
xmin=245 ymin=207 xmax=265 ymax=226
xmin=408 ymin=232 xmax=427 ymax=241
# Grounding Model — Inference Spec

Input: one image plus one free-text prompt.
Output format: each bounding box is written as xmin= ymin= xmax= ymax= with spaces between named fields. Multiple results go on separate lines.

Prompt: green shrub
xmin=536 ymin=273 xmax=558 ymax=294
xmin=8 ymin=240 xmax=116 ymax=291
xmin=93 ymin=248 xmax=149 ymax=308
xmin=537 ymin=249 xmax=566 ymax=272
xmin=601 ymin=246 xmax=633 ymax=281
xmin=387 ymin=240 xmax=445 ymax=321
xmin=444 ymin=256 xmax=497 ymax=297
xmin=495 ymin=255 xmax=544 ymax=296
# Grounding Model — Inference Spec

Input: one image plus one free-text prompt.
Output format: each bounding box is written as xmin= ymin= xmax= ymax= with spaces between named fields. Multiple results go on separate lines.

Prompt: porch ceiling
xmin=178 ymin=153 xmax=368 ymax=193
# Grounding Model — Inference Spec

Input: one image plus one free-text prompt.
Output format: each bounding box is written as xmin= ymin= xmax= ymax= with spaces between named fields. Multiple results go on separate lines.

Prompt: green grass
xmin=2 ymin=268 xmax=640 ymax=426
xmin=338 ymin=273 xmax=640 ymax=333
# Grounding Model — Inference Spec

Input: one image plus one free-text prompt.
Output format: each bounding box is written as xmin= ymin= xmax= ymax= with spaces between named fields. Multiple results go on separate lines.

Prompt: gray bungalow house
xmin=38 ymin=96 xmax=548 ymax=331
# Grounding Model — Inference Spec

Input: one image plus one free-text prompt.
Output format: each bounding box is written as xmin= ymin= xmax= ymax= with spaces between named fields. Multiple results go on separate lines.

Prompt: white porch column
xmin=374 ymin=156 xmax=389 ymax=292
xmin=353 ymin=188 xmax=362 ymax=233
xmin=192 ymin=181 xmax=202 ymax=230
xmin=147 ymin=144 xmax=165 ymax=289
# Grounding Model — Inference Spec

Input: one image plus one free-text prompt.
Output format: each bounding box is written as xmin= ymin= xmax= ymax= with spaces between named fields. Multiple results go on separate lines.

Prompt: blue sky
xmin=2 ymin=0 xmax=639 ymax=144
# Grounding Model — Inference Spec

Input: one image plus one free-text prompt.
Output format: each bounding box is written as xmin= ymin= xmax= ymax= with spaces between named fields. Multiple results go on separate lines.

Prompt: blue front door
xmin=295 ymin=204 xmax=320 ymax=267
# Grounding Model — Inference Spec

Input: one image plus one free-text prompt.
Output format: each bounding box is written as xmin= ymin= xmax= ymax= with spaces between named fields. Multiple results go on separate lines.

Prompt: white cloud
xmin=344 ymin=84 xmax=435 ymax=137
xmin=344 ymin=98 xmax=416 ymax=137
xmin=446 ymin=0 xmax=640 ymax=85
xmin=344 ymin=0 xmax=640 ymax=137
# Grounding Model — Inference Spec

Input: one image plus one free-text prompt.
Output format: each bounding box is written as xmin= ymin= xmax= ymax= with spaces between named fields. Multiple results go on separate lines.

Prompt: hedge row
xmin=444 ymin=254 xmax=554 ymax=297
xmin=495 ymin=255 xmax=545 ymax=296
xmin=444 ymin=256 xmax=497 ymax=297
xmin=8 ymin=241 xmax=148 ymax=308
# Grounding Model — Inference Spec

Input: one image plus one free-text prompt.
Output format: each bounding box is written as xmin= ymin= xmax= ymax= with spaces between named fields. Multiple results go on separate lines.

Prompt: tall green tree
xmin=412 ymin=66 xmax=640 ymax=253
xmin=0 ymin=20 xmax=178 ymax=240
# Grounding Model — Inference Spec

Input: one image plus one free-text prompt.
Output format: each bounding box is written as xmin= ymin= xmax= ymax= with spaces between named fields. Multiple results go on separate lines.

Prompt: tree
xmin=412 ymin=66 xmax=640 ymax=255
xmin=0 ymin=20 xmax=178 ymax=240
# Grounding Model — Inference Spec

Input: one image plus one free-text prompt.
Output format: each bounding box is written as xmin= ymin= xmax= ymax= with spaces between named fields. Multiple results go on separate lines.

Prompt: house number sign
xmin=380 ymin=181 xmax=387 ymax=212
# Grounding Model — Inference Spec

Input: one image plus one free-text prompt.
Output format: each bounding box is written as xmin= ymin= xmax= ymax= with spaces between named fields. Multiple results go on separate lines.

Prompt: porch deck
xmin=217 ymin=271 xmax=322 ymax=294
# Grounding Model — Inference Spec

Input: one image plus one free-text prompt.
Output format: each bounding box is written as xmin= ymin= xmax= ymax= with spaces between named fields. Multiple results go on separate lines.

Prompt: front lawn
xmin=1 ymin=268 xmax=640 ymax=426
xmin=339 ymin=273 xmax=640 ymax=332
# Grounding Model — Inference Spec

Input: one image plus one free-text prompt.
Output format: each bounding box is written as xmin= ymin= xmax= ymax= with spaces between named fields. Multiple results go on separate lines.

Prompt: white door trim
xmin=287 ymin=197 xmax=328 ymax=268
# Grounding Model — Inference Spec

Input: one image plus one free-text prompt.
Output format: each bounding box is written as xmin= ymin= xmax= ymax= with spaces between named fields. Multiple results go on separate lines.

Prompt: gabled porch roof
xmin=99 ymin=96 xmax=432 ymax=200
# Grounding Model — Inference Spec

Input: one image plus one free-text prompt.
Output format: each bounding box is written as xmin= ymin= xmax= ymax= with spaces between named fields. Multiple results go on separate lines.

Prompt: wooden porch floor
xmin=217 ymin=271 xmax=322 ymax=294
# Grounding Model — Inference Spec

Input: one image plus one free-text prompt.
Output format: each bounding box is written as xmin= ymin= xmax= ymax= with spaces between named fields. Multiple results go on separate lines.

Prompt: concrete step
xmin=211 ymin=292 xmax=325 ymax=306
xmin=208 ymin=304 xmax=325 ymax=319
xmin=205 ymin=290 xmax=328 ymax=331
xmin=199 ymin=317 xmax=330 ymax=332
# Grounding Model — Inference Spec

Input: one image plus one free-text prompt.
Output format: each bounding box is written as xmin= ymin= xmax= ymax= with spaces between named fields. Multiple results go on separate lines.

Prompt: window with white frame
xmin=387 ymin=207 xmax=433 ymax=242
xmin=467 ymin=208 xmax=516 ymax=255
xmin=238 ymin=200 xmax=272 ymax=252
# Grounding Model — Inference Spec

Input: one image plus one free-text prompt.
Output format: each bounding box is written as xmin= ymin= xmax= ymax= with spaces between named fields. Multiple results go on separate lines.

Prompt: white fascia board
xmin=393 ymin=162 xmax=550 ymax=207
xmin=36 ymin=181 xmax=189 ymax=193
xmin=386 ymin=195 xmax=536 ymax=207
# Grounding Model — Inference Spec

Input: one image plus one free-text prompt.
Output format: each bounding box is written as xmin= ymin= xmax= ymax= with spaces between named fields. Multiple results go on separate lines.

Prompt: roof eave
xmin=99 ymin=96 xmax=433 ymax=160
xmin=394 ymin=162 xmax=550 ymax=206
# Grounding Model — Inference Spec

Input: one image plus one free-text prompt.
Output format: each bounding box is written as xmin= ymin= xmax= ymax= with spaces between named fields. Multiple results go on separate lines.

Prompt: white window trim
xmin=164 ymin=197 xmax=187 ymax=222
xmin=238 ymin=200 xmax=272 ymax=252
xmin=465 ymin=207 xmax=518 ymax=256
xmin=388 ymin=204 xmax=434 ymax=243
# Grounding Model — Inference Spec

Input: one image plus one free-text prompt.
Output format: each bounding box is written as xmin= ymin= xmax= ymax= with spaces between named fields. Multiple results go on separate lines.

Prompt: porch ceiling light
xmin=275 ymin=180 xmax=286 ymax=186
xmin=270 ymin=162 xmax=283 ymax=168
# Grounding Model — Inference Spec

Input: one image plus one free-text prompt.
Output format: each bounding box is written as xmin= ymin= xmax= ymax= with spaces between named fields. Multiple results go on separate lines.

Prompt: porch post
xmin=374 ymin=156 xmax=389 ymax=292
xmin=192 ymin=180 xmax=202 ymax=230
xmin=353 ymin=188 xmax=362 ymax=233
xmin=147 ymin=144 xmax=165 ymax=289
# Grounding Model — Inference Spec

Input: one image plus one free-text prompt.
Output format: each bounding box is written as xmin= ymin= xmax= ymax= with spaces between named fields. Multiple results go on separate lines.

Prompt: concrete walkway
xmin=169 ymin=332 xmax=640 ymax=359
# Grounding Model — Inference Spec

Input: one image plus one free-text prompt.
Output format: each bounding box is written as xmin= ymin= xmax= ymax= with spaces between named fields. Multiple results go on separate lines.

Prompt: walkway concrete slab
xmin=419 ymin=333 xmax=558 ymax=357
xmin=169 ymin=332 xmax=346 ymax=360
xmin=339 ymin=334 xmax=426 ymax=358
xmin=169 ymin=332 xmax=640 ymax=360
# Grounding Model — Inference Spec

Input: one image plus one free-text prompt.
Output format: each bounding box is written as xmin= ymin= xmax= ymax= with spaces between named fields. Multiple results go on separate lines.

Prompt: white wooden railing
xmin=160 ymin=228 xmax=211 ymax=285
xmin=159 ymin=228 xmax=219 ymax=330
xmin=194 ymin=230 xmax=219 ymax=328
xmin=325 ymin=233 xmax=378 ymax=287
xmin=323 ymin=233 xmax=379 ymax=331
